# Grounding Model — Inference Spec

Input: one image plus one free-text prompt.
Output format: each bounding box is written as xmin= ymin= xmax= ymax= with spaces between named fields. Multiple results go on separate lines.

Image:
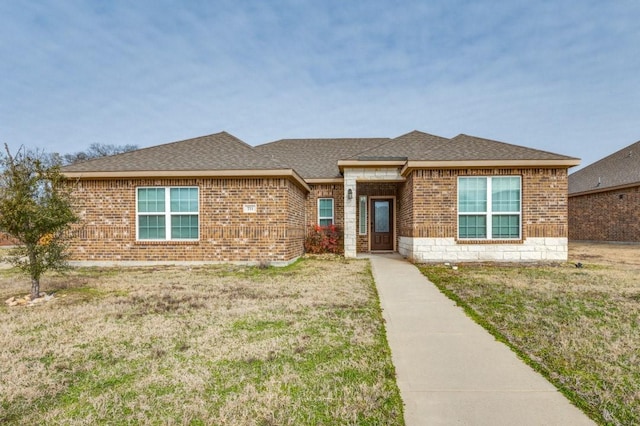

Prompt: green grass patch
xmin=419 ymin=262 xmax=640 ymax=425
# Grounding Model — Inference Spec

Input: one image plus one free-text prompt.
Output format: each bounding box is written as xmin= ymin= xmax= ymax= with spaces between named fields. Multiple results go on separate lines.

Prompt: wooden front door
xmin=371 ymin=198 xmax=394 ymax=251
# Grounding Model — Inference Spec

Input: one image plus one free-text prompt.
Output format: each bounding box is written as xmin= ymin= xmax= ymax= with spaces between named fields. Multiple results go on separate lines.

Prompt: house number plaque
xmin=243 ymin=204 xmax=257 ymax=213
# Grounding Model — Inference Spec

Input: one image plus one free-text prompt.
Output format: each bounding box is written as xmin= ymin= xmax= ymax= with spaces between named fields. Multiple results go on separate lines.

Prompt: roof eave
xmin=337 ymin=160 xmax=407 ymax=173
xmin=569 ymin=181 xmax=640 ymax=197
xmin=63 ymin=169 xmax=311 ymax=192
xmin=305 ymin=178 xmax=344 ymax=184
xmin=401 ymin=159 xmax=581 ymax=175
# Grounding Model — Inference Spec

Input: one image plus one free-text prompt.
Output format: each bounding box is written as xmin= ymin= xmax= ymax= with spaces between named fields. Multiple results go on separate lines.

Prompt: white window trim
xmin=457 ymin=176 xmax=521 ymax=240
xmin=358 ymin=195 xmax=368 ymax=235
xmin=317 ymin=198 xmax=334 ymax=226
xmin=136 ymin=186 xmax=200 ymax=241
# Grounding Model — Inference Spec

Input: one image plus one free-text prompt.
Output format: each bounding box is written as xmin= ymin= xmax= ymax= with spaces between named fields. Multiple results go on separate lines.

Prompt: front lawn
xmin=0 ymin=257 xmax=404 ymax=425
xmin=418 ymin=248 xmax=640 ymax=425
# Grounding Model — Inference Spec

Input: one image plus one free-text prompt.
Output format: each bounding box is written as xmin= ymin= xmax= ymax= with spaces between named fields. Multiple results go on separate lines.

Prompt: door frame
xmin=368 ymin=195 xmax=397 ymax=252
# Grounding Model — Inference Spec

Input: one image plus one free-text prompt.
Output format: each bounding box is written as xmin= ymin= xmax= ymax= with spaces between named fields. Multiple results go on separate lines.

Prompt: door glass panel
xmin=374 ymin=201 xmax=390 ymax=233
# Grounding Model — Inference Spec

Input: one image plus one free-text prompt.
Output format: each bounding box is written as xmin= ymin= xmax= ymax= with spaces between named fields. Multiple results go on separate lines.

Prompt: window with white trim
xmin=359 ymin=195 xmax=367 ymax=235
xmin=137 ymin=187 xmax=199 ymax=240
xmin=318 ymin=198 xmax=334 ymax=226
xmin=458 ymin=177 xmax=521 ymax=239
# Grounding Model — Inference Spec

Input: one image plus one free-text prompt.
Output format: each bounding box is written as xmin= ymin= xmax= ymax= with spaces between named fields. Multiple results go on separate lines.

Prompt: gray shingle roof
xmin=62 ymin=132 xmax=286 ymax=172
xmin=347 ymin=130 xmax=578 ymax=161
xmin=62 ymin=130 xmax=579 ymax=180
xmin=569 ymin=140 xmax=640 ymax=194
xmin=254 ymin=137 xmax=391 ymax=179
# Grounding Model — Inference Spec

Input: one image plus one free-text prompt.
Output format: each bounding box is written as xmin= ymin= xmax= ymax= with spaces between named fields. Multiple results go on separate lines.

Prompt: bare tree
xmin=63 ymin=143 xmax=138 ymax=165
xmin=0 ymin=145 xmax=78 ymax=299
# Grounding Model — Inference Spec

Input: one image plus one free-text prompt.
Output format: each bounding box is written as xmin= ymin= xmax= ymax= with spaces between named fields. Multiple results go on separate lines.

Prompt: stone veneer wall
xmin=569 ymin=186 xmax=640 ymax=242
xmin=68 ymin=177 xmax=306 ymax=264
xmin=399 ymin=168 xmax=571 ymax=262
xmin=342 ymin=167 xmax=404 ymax=257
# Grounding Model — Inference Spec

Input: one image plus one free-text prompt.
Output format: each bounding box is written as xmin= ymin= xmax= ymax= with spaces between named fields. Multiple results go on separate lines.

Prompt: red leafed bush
xmin=304 ymin=224 xmax=342 ymax=254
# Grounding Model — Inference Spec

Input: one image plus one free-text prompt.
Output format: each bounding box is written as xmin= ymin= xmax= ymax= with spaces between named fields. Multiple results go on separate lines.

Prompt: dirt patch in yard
xmin=569 ymin=241 xmax=640 ymax=269
xmin=0 ymin=258 xmax=404 ymax=425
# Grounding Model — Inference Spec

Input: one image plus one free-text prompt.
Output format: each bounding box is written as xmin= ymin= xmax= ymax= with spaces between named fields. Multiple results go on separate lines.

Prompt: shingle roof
xmin=569 ymin=140 xmax=640 ymax=195
xmin=347 ymin=130 xmax=578 ymax=161
xmin=62 ymin=132 xmax=286 ymax=172
xmin=254 ymin=137 xmax=391 ymax=179
xmin=62 ymin=130 xmax=579 ymax=180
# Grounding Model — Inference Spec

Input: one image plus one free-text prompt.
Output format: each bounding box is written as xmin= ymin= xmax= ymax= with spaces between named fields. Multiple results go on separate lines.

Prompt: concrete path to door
xmin=368 ymin=253 xmax=595 ymax=426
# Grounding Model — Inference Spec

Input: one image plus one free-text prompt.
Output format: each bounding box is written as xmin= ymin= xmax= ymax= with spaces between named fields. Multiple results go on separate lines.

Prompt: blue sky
xmin=1 ymin=1 xmax=638 ymax=170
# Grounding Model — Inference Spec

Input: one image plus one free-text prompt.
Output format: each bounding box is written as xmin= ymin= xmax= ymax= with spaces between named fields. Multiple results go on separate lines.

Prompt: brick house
xmin=568 ymin=140 xmax=640 ymax=242
xmin=62 ymin=130 xmax=579 ymax=265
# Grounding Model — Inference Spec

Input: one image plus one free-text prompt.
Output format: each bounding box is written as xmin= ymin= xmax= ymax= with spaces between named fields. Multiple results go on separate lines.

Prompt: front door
xmin=371 ymin=198 xmax=394 ymax=251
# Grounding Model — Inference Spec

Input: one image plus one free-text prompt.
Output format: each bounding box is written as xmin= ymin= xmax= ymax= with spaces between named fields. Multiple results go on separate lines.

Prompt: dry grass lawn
xmin=419 ymin=242 xmax=640 ymax=425
xmin=0 ymin=257 xmax=404 ymax=425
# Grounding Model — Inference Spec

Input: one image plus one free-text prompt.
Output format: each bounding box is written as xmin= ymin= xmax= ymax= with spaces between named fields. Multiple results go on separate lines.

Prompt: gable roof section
xmin=62 ymin=132 xmax=310 ymax=191
xmin=63 ymin=132 xmax=284 ymax=172
xmin=337 ymin=131 xmax=580 ymax=172
xmin=344 ymin=130 xmax=449 ymax=160
xmin=254 ymin=137 xmax=391 ymax=180
xmin=569 ymin=140 xmax=640 ymax=195
xmin=61 ymin=130 xmax=579 ymax=186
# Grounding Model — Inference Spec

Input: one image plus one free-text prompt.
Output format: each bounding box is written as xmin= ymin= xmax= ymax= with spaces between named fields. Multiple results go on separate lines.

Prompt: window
xmin=359 ymin=196 xmax=367 ymax=235
xmin=137 ymin=187 xmax=199 ymax=240
xmin=458 ymin=177 xmax=521 ymax=240
xmin=318 ymin=198 xmax=334 ymax=226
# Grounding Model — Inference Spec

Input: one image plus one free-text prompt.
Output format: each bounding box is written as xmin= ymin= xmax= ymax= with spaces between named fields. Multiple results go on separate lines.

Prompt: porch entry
xmin=370 ymin=198 xmax=394 ymax=251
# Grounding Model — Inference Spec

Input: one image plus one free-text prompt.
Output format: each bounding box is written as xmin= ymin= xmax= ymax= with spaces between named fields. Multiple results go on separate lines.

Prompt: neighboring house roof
xmin=569 ymin=140 xmax=640 ymax=195
xmin=254 ymin=137 xmax=390 ymax=179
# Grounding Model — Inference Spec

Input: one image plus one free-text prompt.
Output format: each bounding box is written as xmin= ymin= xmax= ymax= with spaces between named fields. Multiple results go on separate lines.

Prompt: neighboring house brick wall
xmin=0 ymin=232 xmax=18 ymax=246
xmin=569 ymin=186 xmax=640 ymax=242
xmin=68 ymin=178 xmax=305 ymax=264
xmin=399 ymin=168 xmax=569 ymax=261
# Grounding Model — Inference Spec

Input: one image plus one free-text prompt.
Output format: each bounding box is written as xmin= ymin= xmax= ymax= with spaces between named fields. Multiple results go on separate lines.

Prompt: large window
xmin=137 ymin=187 xmax=199 ymax=240
xmin=458 ymin=177 xmax=521 ymax=240
xmin=318 ymin=198 xmax=334 ymax=226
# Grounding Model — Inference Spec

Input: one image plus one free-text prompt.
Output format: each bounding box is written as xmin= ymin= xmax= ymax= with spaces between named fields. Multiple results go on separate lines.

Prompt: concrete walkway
xmin=368 ymin=253 xmax=595 ymax=426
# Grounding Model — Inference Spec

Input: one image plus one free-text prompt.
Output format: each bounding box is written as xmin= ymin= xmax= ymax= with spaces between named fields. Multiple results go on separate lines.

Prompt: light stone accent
xmin=398 ymin=237 xmax=569 ymax=262
xmin=343 ymin=167 xmax=404 ymax=257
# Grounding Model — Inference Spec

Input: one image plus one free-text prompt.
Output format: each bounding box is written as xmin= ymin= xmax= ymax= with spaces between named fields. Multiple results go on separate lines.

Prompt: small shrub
xmin=305 ymin=224 xmax=342 ymax=254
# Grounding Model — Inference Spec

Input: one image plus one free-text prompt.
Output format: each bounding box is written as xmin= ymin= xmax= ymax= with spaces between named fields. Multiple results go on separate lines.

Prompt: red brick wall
xmin=398 ymin=173 xmax=414 ymax=239
xmin=569 ymin=186 xmax=640 ymax=242
xmin=68 ymin=178 xmax=306 ymax=262
xmin=402 ymin=168 xmax=569 ymax=240
xmin=306 ymin=184 xmax=344 ymax=229
xmin=286 ymin=180 xmax=307 ymax=258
